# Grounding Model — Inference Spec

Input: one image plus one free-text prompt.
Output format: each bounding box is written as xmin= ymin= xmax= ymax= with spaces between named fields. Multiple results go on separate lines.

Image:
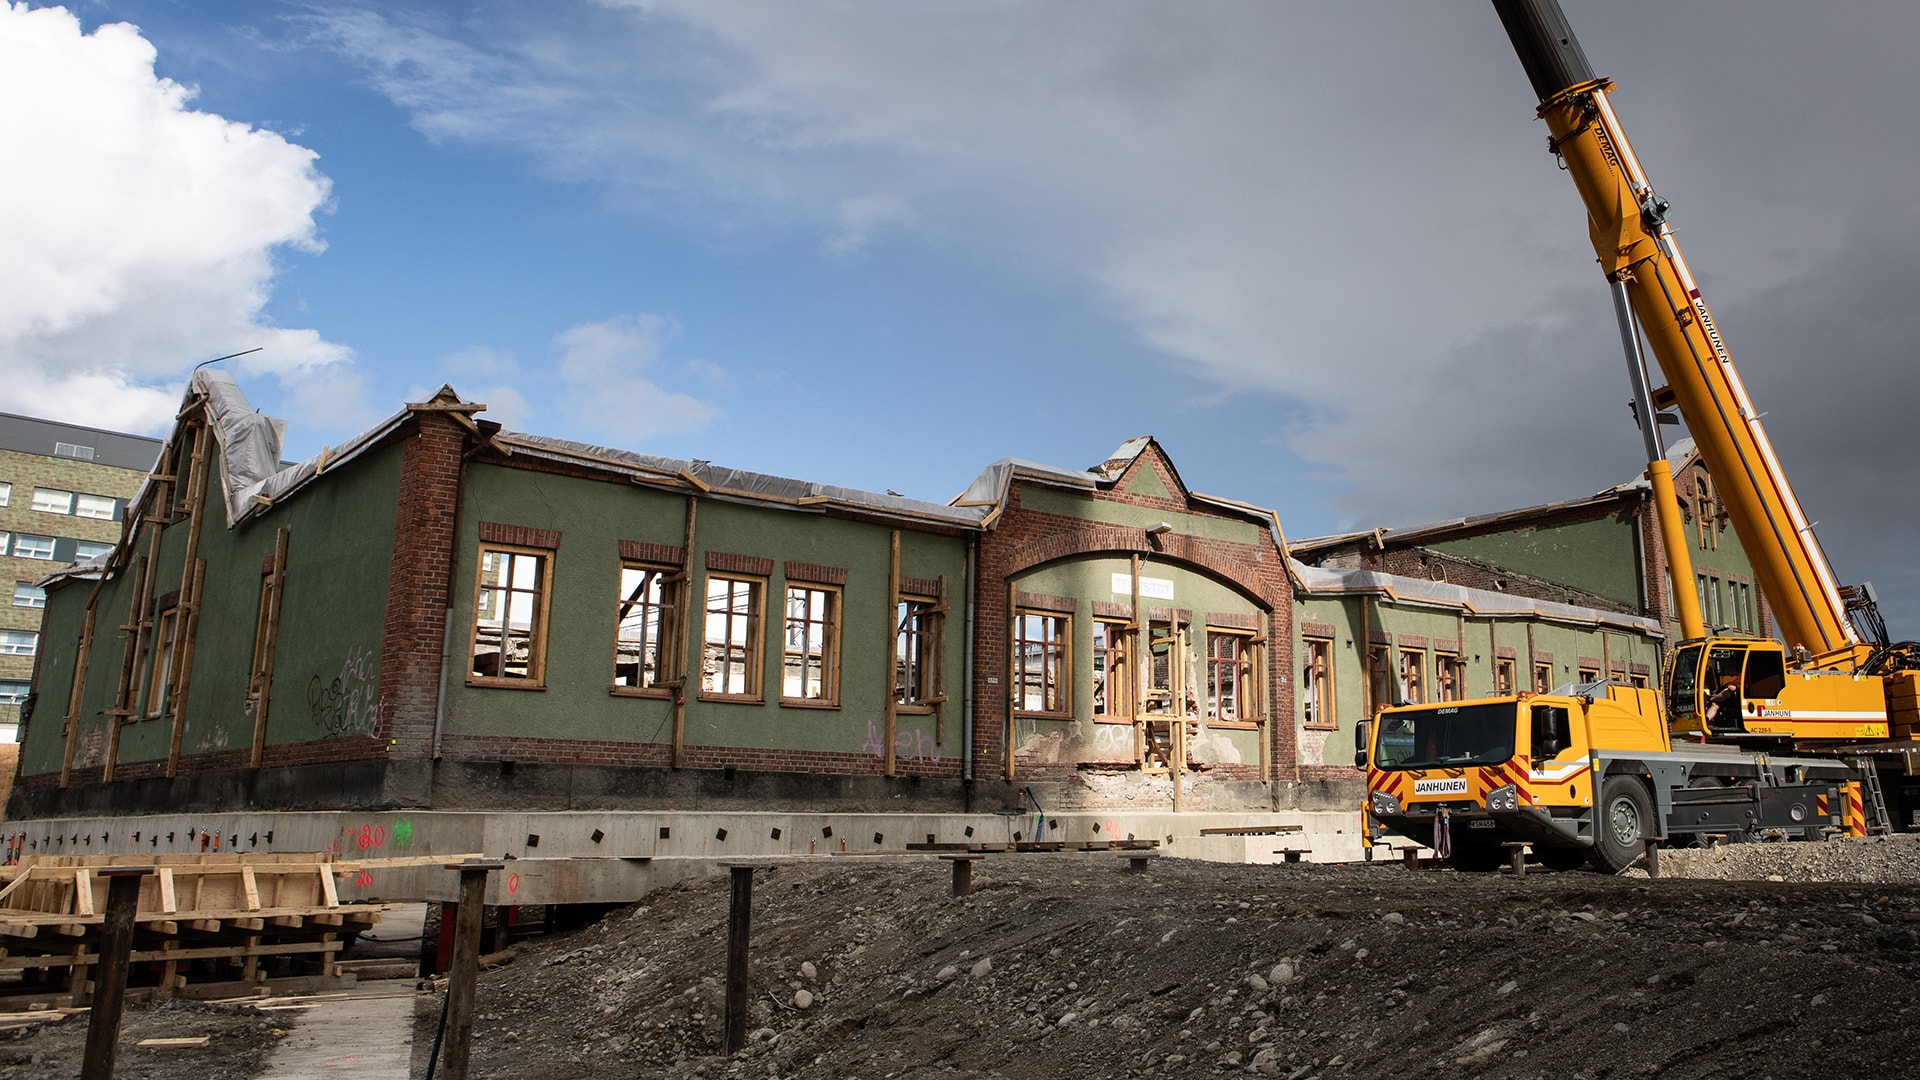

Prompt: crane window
xmin=1743 ymin=648 xmax=1786 ymax=700
xmin=1530 ymin=705 xmax=1572 ymax=760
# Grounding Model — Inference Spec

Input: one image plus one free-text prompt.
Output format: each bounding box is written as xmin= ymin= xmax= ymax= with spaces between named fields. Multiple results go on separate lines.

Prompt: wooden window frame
xmin=1367 ymin=645 xmax=1392 ymax=715
xmin=145 ymin=605 xmax=179 ymax=719
xmin=700 ymin=573 xmax=766 ymax=701
xmin=1435 ymin=652 xmax=1466 ymax=702
xmin=1577 ymin=666 xmax=1601 ymax=684
xmin=1398 ymin=647 xmax=1426 ymax=705
xmin=612 ymin=560 xmax=681 ymax=698
xmin=1532 ymin=661 xmax=1554 ymax=693
xmin=1301 ymin=635 xmax=1335 ymax=730
xmin=895 ymin=592 xmax=943 ymax=715
xmin=467 ymin=542 xmax=555 ymax=690
xmin=1012 ymin=610 xmax=1071 ymax=717
xmin=1495 ymin=658 xmax=1516 ymax=696
xmin=1090 ymin=617 xmax=1135 ymax=723
xmin=1205 ymin=628 xmax=1259 ymax=728
xmin=780 ymin=582 xmax=842 ymax=708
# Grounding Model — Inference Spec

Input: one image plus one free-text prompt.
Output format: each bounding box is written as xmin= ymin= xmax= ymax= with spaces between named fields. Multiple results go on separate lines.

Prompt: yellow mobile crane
xmin=1359 ymin=1 xmax=1919 ymax=870
xmin=1488 ymin=0 xmax=1920 ymax=809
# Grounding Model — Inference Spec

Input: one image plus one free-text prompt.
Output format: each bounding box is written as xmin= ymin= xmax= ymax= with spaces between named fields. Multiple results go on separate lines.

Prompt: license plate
xmin=1469 ymin=819 xmax=1496 ymax=829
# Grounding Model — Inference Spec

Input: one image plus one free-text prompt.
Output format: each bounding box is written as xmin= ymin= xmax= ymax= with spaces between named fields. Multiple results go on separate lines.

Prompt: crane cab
xmin=1666 ymin=637 xmax=1889 ymax=742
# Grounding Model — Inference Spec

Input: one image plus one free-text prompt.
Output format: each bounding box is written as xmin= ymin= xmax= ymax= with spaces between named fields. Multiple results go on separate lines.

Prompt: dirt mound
xmin=1649 ymin=833 xmax=1920 ymax=884
xmin=450 ymin=836 xmax=1920 ymax=1079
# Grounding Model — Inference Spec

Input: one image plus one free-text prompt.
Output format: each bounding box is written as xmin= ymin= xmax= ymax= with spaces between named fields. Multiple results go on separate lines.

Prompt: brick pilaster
xmin=376 ymin=408 xmax=469 ymax=758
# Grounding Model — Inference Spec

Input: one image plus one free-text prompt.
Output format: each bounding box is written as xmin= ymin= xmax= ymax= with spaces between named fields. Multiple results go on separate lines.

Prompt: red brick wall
xmin=436 ymin=734 xmax=962 ymax=778
xmin=376 ymin=408 xmax=470 ymax=758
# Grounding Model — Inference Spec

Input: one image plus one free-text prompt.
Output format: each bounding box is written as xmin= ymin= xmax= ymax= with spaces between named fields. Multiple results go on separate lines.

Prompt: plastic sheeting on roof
xmin=1290 ymin=560 xmax=1662 ymax=636
xmin=195 ymin=369 xmax=288 ymax=527
xmin=501 ymin=433 xmax=991 ymax=528
xmin=950 ymin=457 xmax=1098 ymax=509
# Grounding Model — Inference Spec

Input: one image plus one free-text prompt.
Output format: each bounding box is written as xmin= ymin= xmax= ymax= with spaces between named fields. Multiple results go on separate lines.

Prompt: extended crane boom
xmin=1491 ymin=0 xmax=1859 ymax=662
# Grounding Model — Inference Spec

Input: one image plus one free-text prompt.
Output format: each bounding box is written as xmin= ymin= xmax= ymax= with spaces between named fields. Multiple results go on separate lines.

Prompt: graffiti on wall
xmin=863 ymin=716 xmax=943 ymax=764
xmin=309 ymin=644 xmax=381 ymax=738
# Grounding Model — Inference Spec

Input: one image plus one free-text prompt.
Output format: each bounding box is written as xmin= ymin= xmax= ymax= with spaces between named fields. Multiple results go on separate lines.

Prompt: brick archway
xmin=1000 ymin=527 xmax=1285 ymax=612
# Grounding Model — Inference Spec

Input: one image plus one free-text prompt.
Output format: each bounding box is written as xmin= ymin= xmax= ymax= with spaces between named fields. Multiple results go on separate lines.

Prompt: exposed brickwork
xmin=1396 ymin=633 xmax=1429 ymax=649
xmin=1089 ymin=599 xmax=1132 ymax=619
xmin=478 ymin=521 xmax=561 ymax=549
xmin=706 ymin=551 xmax=773 ymax=577
xmin=1206 ymin=611 xmax=1259 ymax=631
xmin=436 ymin=733 xmax=962 ymax=779
xmin=783 ymin=561 xmax=847 ymax=586
xmin=1014 ymin=591 xmax=1076 ymax=613
xmin=899 ymin=575 xmax=941 ymax=599
xmin=619 ymin=540 xmax=684 ymax=565
xmin=376 ymin=408 xmax=470 ymax=759
xmin=1299 ymin=621 xmax=1337 ymax=639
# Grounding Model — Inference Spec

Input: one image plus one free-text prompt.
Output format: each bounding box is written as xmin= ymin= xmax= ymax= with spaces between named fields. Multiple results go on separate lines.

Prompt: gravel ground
xmin=0 ymin=998 xmax=286 ymax=1079
xmin=415 ymin=833 xmax=1920 ymax=1080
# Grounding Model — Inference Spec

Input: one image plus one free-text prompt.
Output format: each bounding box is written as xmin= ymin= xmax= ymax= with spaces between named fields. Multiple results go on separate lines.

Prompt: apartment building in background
xmin=0 ymin=414 xmax=160 ymax=740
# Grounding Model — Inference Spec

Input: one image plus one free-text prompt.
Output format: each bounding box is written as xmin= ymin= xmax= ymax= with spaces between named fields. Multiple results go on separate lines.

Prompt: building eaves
xmin=1289 ymin=487 xmax=1638 ymax=556
xmin=1290 ymin=559 xmax=1662 ymax=637
xmin=499 ymin=433 xmax=990 ymax=530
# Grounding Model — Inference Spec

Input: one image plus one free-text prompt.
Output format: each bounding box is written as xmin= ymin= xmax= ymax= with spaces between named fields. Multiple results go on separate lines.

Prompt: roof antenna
xmin=192 ymin=347 xmax=262 ymax=371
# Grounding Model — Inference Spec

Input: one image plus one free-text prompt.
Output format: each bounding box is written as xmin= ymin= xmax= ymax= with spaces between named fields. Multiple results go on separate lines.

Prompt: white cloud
xmin=822 ymin=194 xmax=914 ymax=256
xmin=0 ymin=5 xmax=352 ymax=433
xmin=554 ymin=314 xmax=716 ymax=442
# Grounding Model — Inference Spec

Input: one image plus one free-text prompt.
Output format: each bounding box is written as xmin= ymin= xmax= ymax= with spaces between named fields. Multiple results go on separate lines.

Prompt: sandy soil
xmin=421 ymin=834 xmax=1920 ymax=1080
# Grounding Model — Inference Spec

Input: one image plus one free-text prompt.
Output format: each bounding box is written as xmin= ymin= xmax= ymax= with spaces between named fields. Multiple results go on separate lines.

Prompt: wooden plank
xmin=137 ymin=1037 xmax=210 ymax=1048
xmin=72 ymin=871 xmax=95 ymax=918
xmin=157 ymin=868 xmax=176 ymax=914
xmin=240 ymin=867 xmax=260 ymax=911
xmin=317 ymin=866 xmax=338 ymax=908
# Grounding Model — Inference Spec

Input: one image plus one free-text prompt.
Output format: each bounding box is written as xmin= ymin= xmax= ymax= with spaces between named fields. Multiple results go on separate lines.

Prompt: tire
xmin=1590 ymin=774 xmax=1654 ymax=874
xmin=1537 ymin=846 xmax=1588 ymax=873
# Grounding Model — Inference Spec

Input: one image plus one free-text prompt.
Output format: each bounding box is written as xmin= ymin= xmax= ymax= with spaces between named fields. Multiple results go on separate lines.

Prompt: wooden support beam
xmin=250 ymin=528 xmax=290 ymax=769
xmin=164 ymin=558 xmax=207 ymax=777
xmin=439 ymin=862 xmax=501 ymax=1080
xmin=884 ymin=531 xmax=900 ymax=778
xmin=80 ymin=867 xmax=149 ymax=1080
xmin=673 ymin=496 xmax=698 ymax=768
xmin=59 ymin=601 xmax=98 ymax=788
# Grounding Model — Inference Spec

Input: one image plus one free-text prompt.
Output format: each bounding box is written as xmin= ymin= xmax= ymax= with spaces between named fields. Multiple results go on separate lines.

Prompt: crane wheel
xmin=1591 ymin=774 xmax=1653 ymax=875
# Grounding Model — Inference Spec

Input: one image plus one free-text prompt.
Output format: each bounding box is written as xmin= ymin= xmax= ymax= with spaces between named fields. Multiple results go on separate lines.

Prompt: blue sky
xmin=6 ymin=2 xmax=1918 ymax=635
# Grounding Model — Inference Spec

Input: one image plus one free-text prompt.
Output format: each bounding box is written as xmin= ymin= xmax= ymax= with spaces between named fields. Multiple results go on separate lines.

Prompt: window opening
xmin=30 ymin=488 xmax=73 ymax=515
xmin=781 ymin=584 xmax=839 ymax=704
xmin=1014 ymin=611 xmax=1068 ymax=714
xmin=1091 ymin=618 xmax=1132 ymax=718
xmin=1301 ymin=636 xmax=1334 ymax=727
xmin=1495 ymin=657 xmax=1516 ymax=696
xmin=614 ymin=562 xmax=678 ymax=692
xmin=470 ymin=545 xmax=551 ymax=684
xmin=702 ymin=575 xmax=763 ymax=697
xmin=1398 ymin=648 xmax=1426 ymax=704
xmin=896 ymin=595 xmax=943 ymax=708
xmin=1206 ymin=630 xmax=1254 ymax=721
xmin=11 ymin=583 xmax=45 ymax=609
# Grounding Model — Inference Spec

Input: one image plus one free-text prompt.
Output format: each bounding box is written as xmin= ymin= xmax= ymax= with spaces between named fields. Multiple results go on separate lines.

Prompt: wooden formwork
xmin=0 ymin=853 xmax=445 ymax=1006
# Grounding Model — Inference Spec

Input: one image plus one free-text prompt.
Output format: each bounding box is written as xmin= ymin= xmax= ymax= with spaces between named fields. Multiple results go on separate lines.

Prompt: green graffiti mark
xmin=392 ymin=819 xmax=415 ymax=847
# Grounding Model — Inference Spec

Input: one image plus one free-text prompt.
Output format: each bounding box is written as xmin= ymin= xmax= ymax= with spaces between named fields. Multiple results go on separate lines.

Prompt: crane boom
xmin=1491 ymin=0 xmax=1860 ymax=661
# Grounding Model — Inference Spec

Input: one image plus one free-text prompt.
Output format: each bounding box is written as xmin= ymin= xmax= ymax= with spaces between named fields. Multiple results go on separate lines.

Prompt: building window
xmin=12 ymin=534 xmax=53 ymax=561
xmin=74 ymin=541 xmax=113 ymax=562
xmin=613 ymin=562 xmax=678 ymax=693
xmin=0 ymin=483 xmax=9 ymax=506
xmin=11 ymin=583 xmax=45 ymax=608
xmin=1694 ymin=476 xmax=1717 ymax=550
xmin=0 ymin=680 xmax=27 ymax=705
xmin=1533 ymin=661 xmax=1554 ymax=693
xmin=30 ymin=488 xmax=73 ymax=515
xmin=1091 ymin=619 xmax=1133 ymax=719
xmin=1205 ymin=630 xmax=1257 ymax=722
xmin=1367 ymin=645 xmax=1392 ymax=713
xmin=0 ymin=630 xmax=36 ymax=656
xmin=896 ymin=594 xmax=944 ymax=709
xmin=1436 ymin=652 xmax=1465 ymax=701
xmin=73 ymin=493 xmax=117 ymax=520
xmin=146 ymin=607 xmax=179 ymax=716
xmin=1629 ymin=670 xmax=1649 ymax=688
xmin=702 ymin=575 xmax=763 ymax=698
xmin=53 ymin=442 xmax=95 ymax=461
xmin=470 ymin=545 xmax=552 ymax=686
xmin=1398 ymin=648 xmax=1426 ymax=704
xmin=1578 ymin=665 xmax=1600 ymax=684
xmin=781 ymin=584 xmax=840 ymax=704
xmin=1013 ymin=611 xmax=1069 ymax=715
xmin=1731 ymin=581 xmax=1753 ymax=633
xmin=1495 ymin=658 xmax=1516 ymax=695
xmin=1301 ymin=636 xmax=1334 ymax=728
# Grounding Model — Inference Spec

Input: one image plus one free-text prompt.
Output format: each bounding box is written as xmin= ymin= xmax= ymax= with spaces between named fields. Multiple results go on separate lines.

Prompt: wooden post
xmin=103 ymin=553 xmax=150 ymax=783
xmin=1258 ymin=610 xmax=1272 ymax=784
xmin=1358 ymin=597 xmax=1373 ymax=718
xmin=673 ymin=497 xmax=699 ymax=768
xmin=885 ymin=531 xmax=900 ymax=777
xmin=1004 ymin=580 xmax=1017 ymax=782
xmin=942 ymin=854 xmax=981 ymax=897
xmin=1489 ymin=617 xmax=1500 ymax=691
xmin=1602 ymin=630 xmax=1613 ymax=683
xmin=440 ymin=860 xmax=502 ymax=1080
xmin=933 ymin=574 xmax=949 ymax=744
xmin=80 ymin=866 xmax=151 ymax=1080
xmin=59 ymin=601 xmax=98 ymax=787
xmin=1526 ymin=623 xmax=1538 ymax=691
xmin=250 ymin=527 xmax=291 ymax=768
xmin=1171 ymin=622 xmax=1186 ymax=814
xmin=1130 ymin=555 xmax=1145 ymax=768
xmin=723 ymin=865 xmax=755 ymax=1056
xmin=165 ymin=558 xmax=207 ymax=777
